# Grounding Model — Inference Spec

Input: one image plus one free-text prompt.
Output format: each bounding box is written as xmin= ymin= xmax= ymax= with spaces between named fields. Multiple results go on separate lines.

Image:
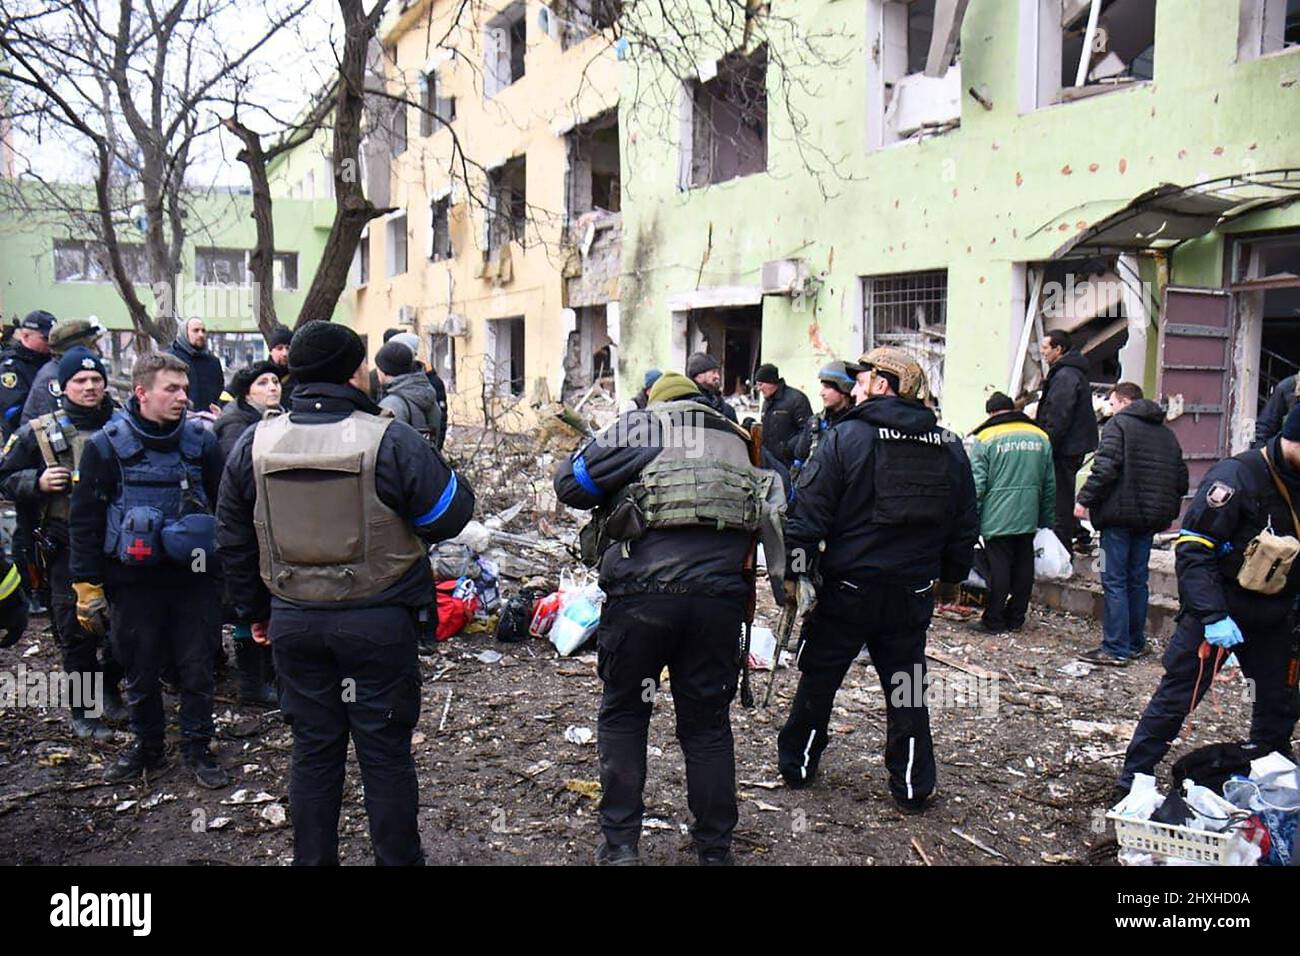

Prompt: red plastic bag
xmin=529 ymin=592 xmax=562 ymax=637
xmin=435 ymin=578 xmax=480 ymax=640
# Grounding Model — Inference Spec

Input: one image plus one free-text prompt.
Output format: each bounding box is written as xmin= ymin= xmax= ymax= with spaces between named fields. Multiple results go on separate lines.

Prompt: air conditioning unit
xmin=761 ymin=258 xmax=810 ymax=296
xmin=397 ymin=305 xmax=417 ymax=326
xmin=442 ymin=313 xmax=468 ymax=337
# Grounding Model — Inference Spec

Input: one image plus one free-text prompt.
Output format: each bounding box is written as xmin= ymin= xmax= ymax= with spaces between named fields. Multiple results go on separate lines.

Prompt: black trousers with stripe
xmin=778 ymin=579 xmax=937 ymax=802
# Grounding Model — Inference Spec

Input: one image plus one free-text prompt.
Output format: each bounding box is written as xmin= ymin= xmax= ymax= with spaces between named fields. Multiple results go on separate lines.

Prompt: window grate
xmin=863 ymin=269 xmax=948 ymax=402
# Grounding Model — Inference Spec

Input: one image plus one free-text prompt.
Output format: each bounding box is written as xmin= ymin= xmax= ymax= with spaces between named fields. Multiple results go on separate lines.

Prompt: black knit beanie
xmin=288 ymin=321 xmax=367 ymax=385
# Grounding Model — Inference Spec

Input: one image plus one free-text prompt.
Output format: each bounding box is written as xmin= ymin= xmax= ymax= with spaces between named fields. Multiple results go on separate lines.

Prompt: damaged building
xmin=618 ymin=0 xmax=1300 ymax=496
xmin=300 ymin=0 xmax=623 ymax=427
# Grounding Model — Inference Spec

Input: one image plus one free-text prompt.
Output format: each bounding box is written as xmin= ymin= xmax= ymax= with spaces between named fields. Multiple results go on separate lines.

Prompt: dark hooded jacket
xmin=379 ymin=371 xmax=443 ymax=438
xmin=785 ymin=395 xmax=978 ymax=587
xmin=760 ymin=381 xmax=812 ymax=465
xmin=168 ymin=335 xmax=225 ymax=411
xmin=1077 ymin=398 xmax=1188 ymax=531
xmin=1036 ymin=349 xmax=1098 ymax=458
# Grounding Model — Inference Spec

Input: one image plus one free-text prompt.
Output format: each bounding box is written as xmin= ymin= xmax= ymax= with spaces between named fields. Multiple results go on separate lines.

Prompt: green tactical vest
xmin=251 ymin=409 xmax=427 ymax=603
xmin=32 ymin=412 xmax=92 ymax=525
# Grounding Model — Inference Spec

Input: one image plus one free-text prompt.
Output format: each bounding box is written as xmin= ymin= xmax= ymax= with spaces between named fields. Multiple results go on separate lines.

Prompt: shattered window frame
xmin=387 ymin=213 xmax=409 ymax=278
xmin=1237 ymin=0 xmax=1300 ymax=59
xmin=196 ymin=246 xmax=250 ymax=287
xmin=862 ymin=269 xmax=949 ymax=403
xmin=1035 ymin=0 xmax=1158 ymax=108
xmin=430 ymin=196 xmax=453 ymax=262
xmin=484 ymin=1 xmax=528 ymax=98
xmin=685 ymin=45 xmax=769 ymax=189
xmin=486 ymin=155 xmax=528 ymax=256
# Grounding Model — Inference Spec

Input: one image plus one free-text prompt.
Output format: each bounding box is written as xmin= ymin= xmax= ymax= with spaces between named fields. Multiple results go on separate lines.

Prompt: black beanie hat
xmin=288 ymin=321 xmax=367 ymax=385
xmin=230 ymin=360 xmax=283 ymax=401
xmin=269 ymin=326 xmax=294 ymax=349
xmin=686 ymin=352 xmax=721 ymax=379
xmin=376 ymin=339 xmax=416 ymax=376
xmin=755 ymin=363 xmax=780 ymax=385
xmin=57 ymin=346 xmax=107 ymax=389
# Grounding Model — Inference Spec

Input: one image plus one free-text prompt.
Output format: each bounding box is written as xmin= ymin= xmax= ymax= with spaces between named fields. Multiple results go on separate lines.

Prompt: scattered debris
xmin=564 ymin=725 xmax=594 ymax=746
xmin=260 ymin=804 xmax=287 ymax=827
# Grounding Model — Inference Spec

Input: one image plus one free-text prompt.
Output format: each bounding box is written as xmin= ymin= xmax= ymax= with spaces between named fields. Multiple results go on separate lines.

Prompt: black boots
xmin=183 ymin=744 xmax=229 ymax=790
xmin=105 ymin=740 xmax=169 ymax=782
xmin=101 ymin=684 xmax=129 ymax=724
xmin=70 ymin=709 xmax=115 ymax=742
xmin=234 ymin=640 xmax=278 ymax=707
xmin=595 ymin=841 xmax=642 ymax=866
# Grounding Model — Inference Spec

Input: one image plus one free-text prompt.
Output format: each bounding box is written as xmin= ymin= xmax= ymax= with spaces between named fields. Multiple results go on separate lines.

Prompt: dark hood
xmin=1117 ymin=398 xmax=1167 ymax=425
xmin=847 ymin=394 xmax=938 ymax=432
xmin=384 ymin=371 xmax=437 ymax=403
xmin=289 ymin=381 xmax=382 ymax=417
xmin=971 ymin=409 xmax=1040 ymax=437
xmin=1049 ymin=349 xmax=1090 ymax=376
xmin=171 ymin=335 xmax=208 ymax=358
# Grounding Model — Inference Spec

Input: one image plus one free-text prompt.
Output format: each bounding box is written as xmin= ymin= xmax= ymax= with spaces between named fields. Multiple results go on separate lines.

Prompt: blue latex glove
xmin=1204 ymin=617 xmax=1244 ymax=649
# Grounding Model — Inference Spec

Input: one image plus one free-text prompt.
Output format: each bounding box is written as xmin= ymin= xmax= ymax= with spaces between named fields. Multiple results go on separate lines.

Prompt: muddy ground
xmin=0 ymin=594 xmax=1256 ymax=866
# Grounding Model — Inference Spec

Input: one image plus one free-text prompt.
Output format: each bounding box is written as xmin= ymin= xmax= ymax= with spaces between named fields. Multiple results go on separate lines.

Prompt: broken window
xmin=553 ymin=0 xmax=622 ymax=49
xmin=430 ymin=196 xmax=453 ymax=261
xmin=352 ymin=227 xmax=371 ymax=286
xmin=685 ymin=306 xmax=763 ymax=406
xmin=272 ymin=253 xmax=298 ymax=291
xmin=487 ymin=316 xmax=526 ymax=398
xmin=486 ymin=156 xmax=527 ymax=256
xmin=684 ymin=46 xmax=768 ymax=188
xmin=566 ymin=110 xmax=620 ymax=229
xmin=484 ymin=2 xmax=527 ymax=97
xmin=419 ymin=69 xmax=456 ymax=135
xmin=387 ymin=214 xmax=408 ymax=278
xmin=431 ymin=332 xmax=457 ymax=393
xmin=390 ymin=102 xmax=408 ymax=157
xmin=1238 ymin=0 xmax=1300 ymax=59
xmin=871 ymin=0 xmax=964 ymax=146
xmin=562 ymin=305 xmax=614 ymax=403
xmin=1033 ymin=0 xmax=1156 ymax=107
xmin=54 ymin=239 xmax=148 ymax=284
xmin=862 ymin=269 xmax=948 ymax=403
xmin=1232 ymin=234 xmax=1300 ymax=435
xmin=196 ymin=247 xmax=249 ymax=286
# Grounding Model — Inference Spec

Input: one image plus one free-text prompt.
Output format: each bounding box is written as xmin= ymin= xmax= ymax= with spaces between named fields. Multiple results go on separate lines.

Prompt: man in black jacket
xmin=70 ymin=352 xmax=227 ymax=788
xmin=1116 ymin=405 xmax=1300 ymax=796
xmin=1253 ymin=373 xmax=1298 ymax=448
xmin=218 ymin=321 xmax=474 ymax=866
xmin=755 ymin=363 xmax=811 ymax=466
xmin=554 ymin=371 xmax=787 ymax=865
xmin=685 ymin=352 xmax=738 ymax=423
xmin=168 ymin=318 xmax=225 ymax=413
xmin=0 ymin=347 xmax=125 ymax=739
xmin=785 ymin=361 xmax=856 ymax=475
xmin=1036 ymin=330 xmax=1098 ymax=554
xmin=778 ymin=346 xmax=978 ymax=813
xmin=1075 ymin=383 xmax=1188 ymax=665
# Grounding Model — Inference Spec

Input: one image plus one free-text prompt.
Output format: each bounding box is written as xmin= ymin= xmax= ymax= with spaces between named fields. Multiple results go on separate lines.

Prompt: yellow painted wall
xmin=350 ymin=0 xmax=619 ymax=425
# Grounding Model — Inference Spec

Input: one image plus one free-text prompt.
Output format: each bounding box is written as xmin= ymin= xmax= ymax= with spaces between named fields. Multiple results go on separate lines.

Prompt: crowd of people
xmin=0 ymin=311 xmax=1296 ymax=867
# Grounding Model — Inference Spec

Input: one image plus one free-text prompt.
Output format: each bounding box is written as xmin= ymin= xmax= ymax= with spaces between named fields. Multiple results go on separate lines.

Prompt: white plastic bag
xmin=1033 ymin=528 xmax=1073 ymax=581
xmin=549 ymin=569 xmax=605 ymax=657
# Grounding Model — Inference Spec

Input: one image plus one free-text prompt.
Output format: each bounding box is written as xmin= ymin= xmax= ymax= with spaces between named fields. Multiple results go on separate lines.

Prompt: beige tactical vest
xmin=32 ymin=412 xmax=91 ymax=525
xmin=251 ymin=410 xmax=427 ymax=603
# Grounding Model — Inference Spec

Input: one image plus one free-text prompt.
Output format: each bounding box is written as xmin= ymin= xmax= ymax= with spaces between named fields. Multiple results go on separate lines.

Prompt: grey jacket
xmin=379 ymin=372 xmax=443 ymax=437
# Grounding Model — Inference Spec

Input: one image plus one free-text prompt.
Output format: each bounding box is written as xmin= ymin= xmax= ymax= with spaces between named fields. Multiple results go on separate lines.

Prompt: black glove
xmin=0 ymin=586 xmax=29 ymax=648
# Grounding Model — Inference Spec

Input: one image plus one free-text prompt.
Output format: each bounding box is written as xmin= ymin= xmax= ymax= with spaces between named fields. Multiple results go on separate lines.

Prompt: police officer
xmin=21 ymin=318 xmax=104 ymax=426
xmin=1117 ymin=405 xmax=1300 ymax=796
xmin=0 ymin=347 xmax=125 ymax=739
xmin=217 ymin=321 xmax=474 ymax=866
xmin=0 ymin=310 xmax=55 ymax=437
xmin=554 ymin=371 xmax=787 ymax=865
xmin=786 ymin=360 xmax=857 ymax=477
xmin=70 ymin=352 xmax=227 ymax=788
xmin=777 ymin=346 xmax=978 ymax=813
xmin=0 ymin=553 xmax=29 ymax=648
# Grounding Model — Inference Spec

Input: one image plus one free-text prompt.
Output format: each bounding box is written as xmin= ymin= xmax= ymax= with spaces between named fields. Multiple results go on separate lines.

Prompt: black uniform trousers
xmin=778 ymin=579 xmax=937 ymax=802
xmin=1120 ymin=614 xmax=1300 ymax=788
xmin=983 ymin=534 xmax=1035 ymax=631
xmin=271 ymin=603 xmax=423 ymax=867
xmin=108 ymin=580 xmax=219 ymax=747
xmin=595 ymin=593 xmax=743 ymax=855
xmin=1053 ymin=454 xmax=1087 ymax=552
xmin=48 ymin=546 xmax=122 ymax=700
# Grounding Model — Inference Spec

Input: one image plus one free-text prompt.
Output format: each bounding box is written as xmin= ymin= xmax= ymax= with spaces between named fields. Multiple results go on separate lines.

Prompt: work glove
xmin=1204 ymin=616 xmax=1244 ymax=649
xmin=0 ymin=566 xmax=28 ymax=648
xmin=784 ymin=576 xmax=817 ymax=616
xmin=73 ymin=582 xmax=110 ymax=638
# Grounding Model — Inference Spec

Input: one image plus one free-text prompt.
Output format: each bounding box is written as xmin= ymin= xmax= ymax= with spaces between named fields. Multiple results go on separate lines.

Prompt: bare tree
xmin=0 ymin=0 xmax=313 ymax=347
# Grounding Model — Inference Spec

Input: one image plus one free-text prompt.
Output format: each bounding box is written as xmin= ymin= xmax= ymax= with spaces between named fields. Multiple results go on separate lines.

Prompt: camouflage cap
xmin=847 ymin=346 xmax=926 ymax=400
xmin=49 ymin=317 xmax=103 ymax=353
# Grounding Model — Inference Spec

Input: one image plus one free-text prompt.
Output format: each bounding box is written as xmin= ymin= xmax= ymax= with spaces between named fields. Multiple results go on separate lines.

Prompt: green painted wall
xmin=0 ymin=183 xmax=346 ymax=338
xmin=619 ymin=0 xmax=1300 ymax=432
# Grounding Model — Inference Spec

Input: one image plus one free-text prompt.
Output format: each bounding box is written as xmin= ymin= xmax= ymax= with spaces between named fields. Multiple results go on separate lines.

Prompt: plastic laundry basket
xmin=1107 ymin=812 xmax=1236 ymax=865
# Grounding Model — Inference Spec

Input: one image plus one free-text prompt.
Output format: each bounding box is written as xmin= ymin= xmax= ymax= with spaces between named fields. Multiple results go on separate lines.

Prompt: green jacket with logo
xmin=969 ymin=411 xmax=1056 ymax=539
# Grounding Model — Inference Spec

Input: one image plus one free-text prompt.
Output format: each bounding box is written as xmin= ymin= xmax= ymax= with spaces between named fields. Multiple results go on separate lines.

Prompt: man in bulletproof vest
xmin=777 ymin=346 xmax=979 ymax=813
xmin=554 ymin=371 xmax=788 ymax=866
xmin=21 ymin=317 xmax=104 ymax=426
xmin=1116 ymin=404 xmax=1300 ymax=798
xmin=786 ymin=360 xmax=857 ymax=479
xmin=69 ymin=352 xmax=227 ymax=788
xmin=0 ymin=347 xmax=125 ymax=740
xmin=217 ymin=321 xmax=475 ymax=866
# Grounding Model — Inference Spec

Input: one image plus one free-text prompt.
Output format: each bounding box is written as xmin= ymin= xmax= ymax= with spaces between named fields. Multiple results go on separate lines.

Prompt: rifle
xmin=763 ymin=593 xmax=797 ymax=708
xmin=738 ymin=421 xmax=763 ymax=709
